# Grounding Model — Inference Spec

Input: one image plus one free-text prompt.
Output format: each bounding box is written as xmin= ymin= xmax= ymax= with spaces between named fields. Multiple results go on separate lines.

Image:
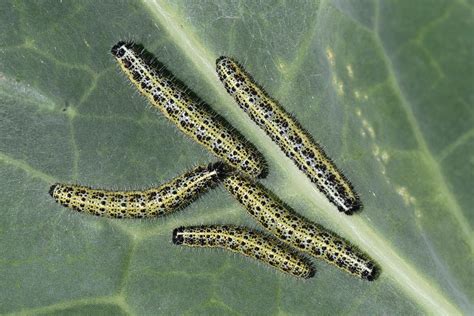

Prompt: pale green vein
xmin=373 ymin=0 xmax=380 ymax=34
xmin=275 ymin=280 xmax=283 ymax=314
xmin=391 ymin=40 xmax=445 ymax=83
xmin=0 ymin=152 xmax=55 ymax=183
xmin=2 ymin=41 xmax=97 ymax=77
xmin=142 ymin=0 xmax=216 ymax=89
xmin=413 ymin=3 xmax=454 ymax=44
xmin=76 ymin=66 xmax=116 ymax=108
xmin=66 ymin=107 xmax=79 ymax=180
xmin=374 ymin=0 xmax=473 ymax=251
xmin=117 ymin=238 xmax=138 ymax=296
xmin=8 ymin=295 xmax=132 ymax=316
xmin=142 ymin=0 xmax=463 ymax=314
xmin=437 ymin=128 xmax=474 ymax=162
xmin=276 ymin=9 xmax=320 ymax=98
xmin=417 ymin=225 xmax=473 ymax=310
xmin=0 ymin=74 xmax=56 ymax=113
xmin=183 ymin=299 xmax=241 ymax=316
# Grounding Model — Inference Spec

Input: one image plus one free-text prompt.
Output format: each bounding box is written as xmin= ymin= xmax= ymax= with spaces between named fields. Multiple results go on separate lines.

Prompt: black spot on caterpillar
xmin=173 ymin=224 xmax=315 ymax=279
xmin=216 ymin=56 xmax=361 ymax=214
xmin=111 ymin=42 xmax=267 ymax=178
xmin=49 ymin=163 xmax=227 ymax=219
xmin=222 ymin=173 xmax=379 ymax=281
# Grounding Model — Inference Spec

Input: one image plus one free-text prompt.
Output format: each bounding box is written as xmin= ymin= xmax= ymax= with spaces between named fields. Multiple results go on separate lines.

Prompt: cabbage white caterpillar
xmin=216 ymin=57 xmax=360 ymax=213
xmin=111 ymin=42 xmax=267 ymax=178
xmin=49 ymin=163 xmax=225 ymax=218
xmin=173 ymin=224 xmax=315 ymax=278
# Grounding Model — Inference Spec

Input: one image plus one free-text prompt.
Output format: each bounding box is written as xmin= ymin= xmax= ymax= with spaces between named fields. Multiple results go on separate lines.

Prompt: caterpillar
xmin=173 ymin=224 xmax=315 ymax=279
xmin=49 ymin=163 xmax=226 ymax=219
xmin=216 ymin=56 xmax=360 ymax=214
xmin=111 ymin=42 xmax=266 ymax=178
xmin=222 ymin=173 xmax=378 ymax=281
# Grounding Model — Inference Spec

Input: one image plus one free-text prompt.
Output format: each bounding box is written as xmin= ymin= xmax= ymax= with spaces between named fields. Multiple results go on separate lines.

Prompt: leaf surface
xmin=1 ymin=0 xmax=472 ymax=314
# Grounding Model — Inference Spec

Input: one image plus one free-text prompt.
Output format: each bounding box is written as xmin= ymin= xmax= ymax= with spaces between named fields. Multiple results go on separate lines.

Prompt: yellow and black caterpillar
xmin=49 ymin=163 xmax=226 ymax=218
xmin=216 ymin=57 xmax=360 ymax=214
xmin=111 ymin=42 xmax=266 ymax=178
xmin=173 ymin=224 xmax=315 ymax=279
